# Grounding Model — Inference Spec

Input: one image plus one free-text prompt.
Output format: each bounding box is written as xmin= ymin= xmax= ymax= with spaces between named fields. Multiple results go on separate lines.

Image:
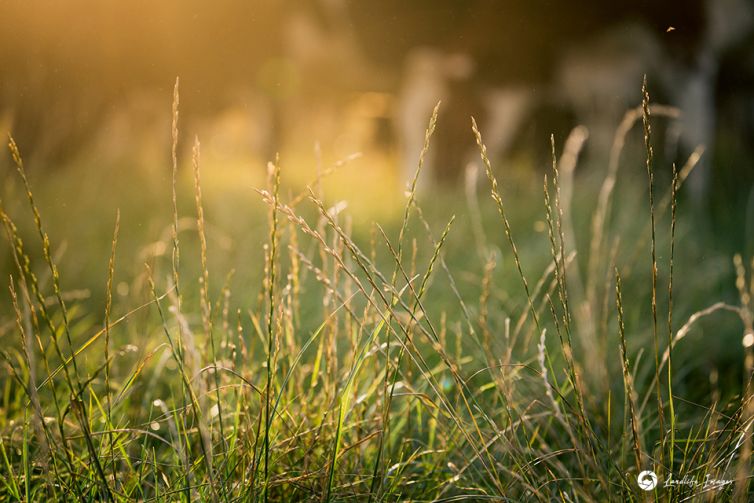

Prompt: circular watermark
xmin=637 ymin=470 xmax=659 ymax=491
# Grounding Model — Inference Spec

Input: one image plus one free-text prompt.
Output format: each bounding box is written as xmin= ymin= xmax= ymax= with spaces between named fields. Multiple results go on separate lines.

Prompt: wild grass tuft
xmin=0 ymin=83 xmax=752 ymax=501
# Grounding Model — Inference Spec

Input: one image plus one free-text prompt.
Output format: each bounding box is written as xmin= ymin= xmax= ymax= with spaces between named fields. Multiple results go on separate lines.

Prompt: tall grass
xmin=1 ymin=83 xmax=753 ymax=501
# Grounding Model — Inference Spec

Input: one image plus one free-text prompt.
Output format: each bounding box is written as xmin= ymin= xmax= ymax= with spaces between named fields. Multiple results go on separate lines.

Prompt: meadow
xmin=0 ymin=84 xmax=753 ymax=501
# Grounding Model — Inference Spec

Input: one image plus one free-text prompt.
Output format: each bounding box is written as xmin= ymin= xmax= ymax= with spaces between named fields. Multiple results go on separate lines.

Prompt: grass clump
xmin=0 ymin=84 xmax=753 ymax=502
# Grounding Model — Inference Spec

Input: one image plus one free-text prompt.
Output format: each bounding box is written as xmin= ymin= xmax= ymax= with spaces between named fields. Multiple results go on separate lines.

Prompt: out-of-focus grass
xmin=0 ymin=143 xmax=403 ymax=313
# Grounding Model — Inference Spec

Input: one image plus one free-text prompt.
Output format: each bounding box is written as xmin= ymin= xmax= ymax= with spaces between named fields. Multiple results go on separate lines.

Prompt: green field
xmin=1 ymin=96 xmax=753 ymax=501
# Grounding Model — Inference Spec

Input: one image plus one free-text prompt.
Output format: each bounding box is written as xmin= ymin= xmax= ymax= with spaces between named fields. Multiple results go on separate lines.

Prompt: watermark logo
xmin=635 ymin=469 xmax=735 ymax=493
xmin=664 ymin=474 xmax=733 ymax=491
xmin=637 ymin=470 xmax=658 ymax=491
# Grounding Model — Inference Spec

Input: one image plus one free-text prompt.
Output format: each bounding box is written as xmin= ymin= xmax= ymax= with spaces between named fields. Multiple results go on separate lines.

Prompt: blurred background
xmin=1 ymin=1 xmax=753 ymax=199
